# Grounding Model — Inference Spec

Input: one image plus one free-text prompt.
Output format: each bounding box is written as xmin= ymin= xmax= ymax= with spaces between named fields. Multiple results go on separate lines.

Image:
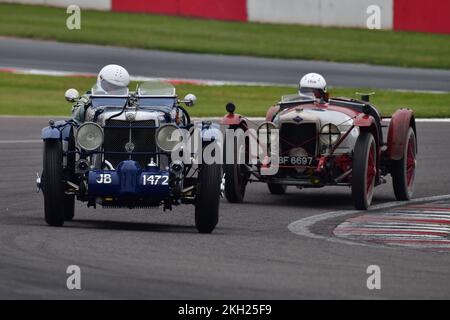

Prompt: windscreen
xmin=137 ymin=81 xmax=176 ymax=97
xmin=281 ymin=94 xmax=315 ymax=103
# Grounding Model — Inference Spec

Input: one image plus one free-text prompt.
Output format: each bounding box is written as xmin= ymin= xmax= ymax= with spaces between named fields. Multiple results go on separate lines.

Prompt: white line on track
xmin=0 ymin=66 xmax=294 ymax=88
xmin=338 ymin=224 xmax=450 ymax=231
xmin=287 ymin=194 xmax=450 ymax=248
xmin=0 ymin=139 xmax=41 ymax=144
xmin=1 ymin=66 xmax=450 ymax=93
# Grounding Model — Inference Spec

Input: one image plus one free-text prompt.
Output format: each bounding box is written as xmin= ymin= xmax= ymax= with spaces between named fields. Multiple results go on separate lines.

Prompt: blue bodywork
xmin=40 ymin=91 xmax=221 ymax=209
xmin=41 ymin=120 xmax=73 ymax=141
xmin=88 ymin=160 xmax=170 ymax=199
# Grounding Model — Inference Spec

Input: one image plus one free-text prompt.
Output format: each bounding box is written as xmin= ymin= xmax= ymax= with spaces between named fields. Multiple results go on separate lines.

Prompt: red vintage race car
xmin=221 ymin=91 xmax=417 ymax=210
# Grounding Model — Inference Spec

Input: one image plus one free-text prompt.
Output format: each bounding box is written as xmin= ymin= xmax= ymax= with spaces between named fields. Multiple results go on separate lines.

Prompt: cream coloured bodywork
xmin=273 ymin=106 xmax=359 ymax=155
xmin=85 ymin=107 xmax=165 ymax=127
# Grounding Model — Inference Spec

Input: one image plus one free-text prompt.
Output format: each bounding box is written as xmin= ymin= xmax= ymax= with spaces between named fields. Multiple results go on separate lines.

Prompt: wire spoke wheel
xmin=352 ymin=132 xmax=377 ymax=210
xmin=224 ymin=133 xmax=249 ymax=203
xmin=392 ymin=127 xmax=417 ymax=200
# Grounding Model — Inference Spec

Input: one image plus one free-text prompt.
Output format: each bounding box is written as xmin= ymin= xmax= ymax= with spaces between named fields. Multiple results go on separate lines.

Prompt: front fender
xmin=41 ymin=126 xmax=61 ymax=140
xmin=265 ymin=105 xmax=280 ymax=122
xmin=387 ymin=108 xmax=416 ymax=160
xmin=354 ymin=114 xmax=375 ymax=127
xmin=41 ymin=120 xmax=73 ymax=141
xmin=222 ymin=113 xmax=244 ymax=126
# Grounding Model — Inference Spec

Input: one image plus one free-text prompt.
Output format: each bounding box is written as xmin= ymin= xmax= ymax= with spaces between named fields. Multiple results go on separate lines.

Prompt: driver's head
xmin=97 ymin=64 xmax=130 ymax=93
xmin=299 ymin=73 xmax=327 ymax=100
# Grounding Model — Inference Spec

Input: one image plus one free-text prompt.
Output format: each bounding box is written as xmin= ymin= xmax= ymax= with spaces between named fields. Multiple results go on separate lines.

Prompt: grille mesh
xmin=103 ymin=120 xmax=157 ymax=168
xmin=280 ymin=123 xmax=317 ymax=156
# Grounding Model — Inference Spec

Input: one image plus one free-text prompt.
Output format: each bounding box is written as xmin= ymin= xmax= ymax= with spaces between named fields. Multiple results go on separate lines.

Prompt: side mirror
xmin=65 ymin=88 xmax=79 ymax=102
xmin=183 ymin=93 xmax=197 ymax=107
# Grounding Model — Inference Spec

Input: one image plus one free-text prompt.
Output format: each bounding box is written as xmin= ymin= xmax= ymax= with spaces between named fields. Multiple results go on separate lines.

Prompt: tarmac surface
xmin=0 ymin=117 xmax=449 ymax=299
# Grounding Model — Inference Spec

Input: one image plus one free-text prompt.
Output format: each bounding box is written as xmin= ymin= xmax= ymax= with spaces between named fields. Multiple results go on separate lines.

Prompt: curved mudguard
xmin=41 ymin=120 xmax=73 ymax=141
xmin=88 ymin=160 xmax=170 ymax=198
xmin=387 ymin=108 xmax=416 ymax=161
xmin=354 ymin=114 xmax=381 ymax=147
xmin=265 ymin=105 xmax=280 ymax=122
xmin=41 ymin=126 xmax=61 ymax=140
xmin=222 ymin=113 xmax=248 ymax=130
xmin=222 ymin=113 xmax=242 ymax=126
xmin=354 ymin=114 xmax=375 ymax=127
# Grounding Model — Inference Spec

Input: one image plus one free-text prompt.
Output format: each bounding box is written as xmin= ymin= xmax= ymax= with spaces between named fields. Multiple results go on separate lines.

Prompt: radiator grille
xmin=280 ymin=123 xmax=317 ymax=156
xmin=103 ymin=120 xmax=157 ymax=168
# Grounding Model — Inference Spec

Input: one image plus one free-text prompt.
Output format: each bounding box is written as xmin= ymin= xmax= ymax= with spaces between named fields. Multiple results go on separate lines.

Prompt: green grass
xmin=1 ymin=3 xmax=450 ymax=69
xmin=1 ymin=73 xmax=449 ymax=118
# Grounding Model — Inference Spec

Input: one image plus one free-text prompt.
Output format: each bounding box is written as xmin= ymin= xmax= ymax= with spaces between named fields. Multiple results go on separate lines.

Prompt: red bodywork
xmin=387 ymin=108 xmax=416 ymax=161
xmin=222 ymin=113 xmax=244 ymax=126
xmin=265 ymin=105 xmax=280 ymax=122
xmin=222 ymin=100 xmax=415 ymax=185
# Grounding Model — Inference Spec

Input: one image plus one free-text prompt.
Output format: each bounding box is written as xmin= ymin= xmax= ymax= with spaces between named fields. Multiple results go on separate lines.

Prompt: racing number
xmin=96 ymin=174 xmax=112 ymax=184
xmin=142 ymin=175 xmax=169 ymax=186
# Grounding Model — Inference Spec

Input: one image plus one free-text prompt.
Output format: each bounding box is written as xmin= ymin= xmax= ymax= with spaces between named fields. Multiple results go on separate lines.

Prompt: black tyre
xmin=43 ymin=140 xmax=65 ymax=226
xmin=267 ymin=183 xmax=287 ymax=195
xmin=392 ymin=128 xmax=417 ymax=201
xmin=63 ymin=128 xmax=76 ymax=221
xmin=352 ymin=132 xmax=377 ymax=210
xmin=224 ymin=135 xmax=248 ymax=203
xmin=195 ymin=163 xmax=221 ymax=234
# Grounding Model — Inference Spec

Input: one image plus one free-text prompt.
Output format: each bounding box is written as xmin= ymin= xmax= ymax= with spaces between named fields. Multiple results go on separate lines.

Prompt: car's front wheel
xmin=43 ymin=140 xmax=72 ymax=226
xmin=352 ymin=132 xmax=377 ymax=210
xmin=195 ymin=162 xmax=221 ymax=234
xmin=224 ymin=135 xmax=249 ymax=203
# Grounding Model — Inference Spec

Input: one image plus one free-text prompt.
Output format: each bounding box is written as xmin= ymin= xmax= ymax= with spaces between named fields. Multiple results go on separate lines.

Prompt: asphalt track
xmin=0 ymin=117 xmax=450 ymax=299
xmin=1 ymin=37 xmax=450 ymax=91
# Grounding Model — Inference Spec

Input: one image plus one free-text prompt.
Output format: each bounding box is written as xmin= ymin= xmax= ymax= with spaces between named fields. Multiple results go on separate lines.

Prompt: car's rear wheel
xmin=352 ymin=132 xmax=377 ymax=210
xmin=392 ymin=128 xmax=417 ymax=201
xmin=267 ymin=183 xmax=287 ymax=195
xmin=43 ymin=140 xmax=67 ymax=226
xmin=224 ymin=135 xmax=249 ymax=203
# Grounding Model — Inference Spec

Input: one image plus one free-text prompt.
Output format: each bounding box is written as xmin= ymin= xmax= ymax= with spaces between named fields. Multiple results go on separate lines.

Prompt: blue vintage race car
xmin=38 ymin=81 xmax=222 ymax=233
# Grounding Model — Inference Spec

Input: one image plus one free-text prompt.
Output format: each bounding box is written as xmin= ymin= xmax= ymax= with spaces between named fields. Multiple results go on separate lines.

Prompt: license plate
xmin=142 ymin=174 xmax=169 ymax=186
xmin=279 ymin=156 xmax=315 ymax=166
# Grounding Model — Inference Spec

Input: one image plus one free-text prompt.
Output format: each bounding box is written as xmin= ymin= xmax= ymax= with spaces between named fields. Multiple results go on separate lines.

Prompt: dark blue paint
xmin=88 ymin=160 xmax=170 ymax=199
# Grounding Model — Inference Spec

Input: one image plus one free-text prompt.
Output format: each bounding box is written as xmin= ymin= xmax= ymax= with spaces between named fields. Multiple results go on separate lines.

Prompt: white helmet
xmin=299 ymin=73 xmax=327 ymax=99
xmin=97 ymin=64 xmax=130 ymax=93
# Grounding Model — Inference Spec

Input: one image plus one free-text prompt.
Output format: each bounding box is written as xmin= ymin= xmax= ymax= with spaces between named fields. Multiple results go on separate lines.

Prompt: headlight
xmin=156 ymin=124 xmax=183 ymax=152
xmin=257 ymin=121 xmax=277 ymax=134
xmin=76 ymin=122 xmax=103 ymax=151
xmin=320 ymin=123 xmax=341 ymax=146
xmin=257 ymin=121 xmax=277 ymax=144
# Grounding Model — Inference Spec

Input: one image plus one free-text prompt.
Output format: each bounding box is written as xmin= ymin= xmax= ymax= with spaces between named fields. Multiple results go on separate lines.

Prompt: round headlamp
xmin=156 ymin=124 xmax=183 ymax=152
xmin=257 ymin=121 xmax=277 ymax=144
xmin=76 ymin=122 xmax=103 ymax=151
xmin=320 ymin=123 xmax=341 ymax=146
xmin=257 ymin=121 xmax=277 ymax=133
